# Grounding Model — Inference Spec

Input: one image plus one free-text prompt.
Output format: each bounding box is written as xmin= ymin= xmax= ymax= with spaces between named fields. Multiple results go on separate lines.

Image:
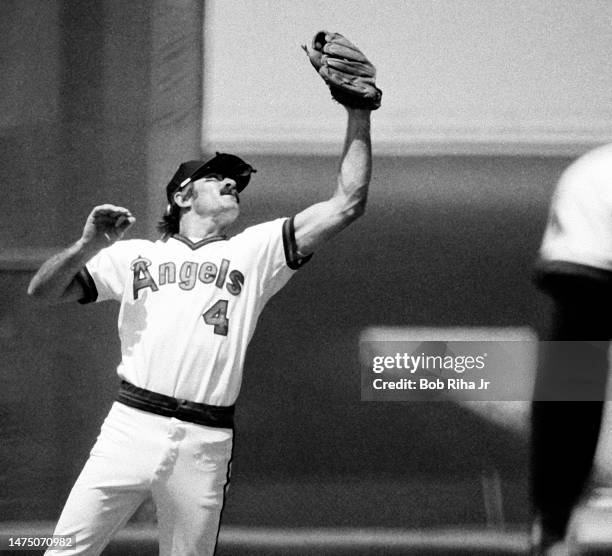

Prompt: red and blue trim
xmin=282 ymin=216 xmax=312 ymax=270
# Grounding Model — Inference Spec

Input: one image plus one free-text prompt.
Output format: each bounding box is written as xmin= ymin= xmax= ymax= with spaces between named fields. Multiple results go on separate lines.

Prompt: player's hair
xmin=156 ymin=203 xmax=181 ymax=236
xmin=157 ymin=183 xmax=194 ymax=236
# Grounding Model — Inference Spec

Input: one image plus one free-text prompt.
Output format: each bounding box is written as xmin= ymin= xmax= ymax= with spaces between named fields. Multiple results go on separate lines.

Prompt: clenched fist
xmin=81 ymin=204 xmax=136 ymax=248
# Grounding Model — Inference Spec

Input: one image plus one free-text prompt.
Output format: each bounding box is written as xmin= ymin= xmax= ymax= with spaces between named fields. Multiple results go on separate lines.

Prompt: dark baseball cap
xmin=166 ymin=152 xmax=257 ymax=202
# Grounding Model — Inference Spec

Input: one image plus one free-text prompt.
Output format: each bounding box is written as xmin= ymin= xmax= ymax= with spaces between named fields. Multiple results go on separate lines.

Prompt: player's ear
xmin=173 ymin=185 xmax=193 ymax=208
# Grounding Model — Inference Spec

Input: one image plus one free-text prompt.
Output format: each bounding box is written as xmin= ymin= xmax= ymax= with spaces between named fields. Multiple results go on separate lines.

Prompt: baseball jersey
xmin=538 ymin=144 xmax=612 ymax=275
xmin=76 ymin=217 xmax=310 ymax=406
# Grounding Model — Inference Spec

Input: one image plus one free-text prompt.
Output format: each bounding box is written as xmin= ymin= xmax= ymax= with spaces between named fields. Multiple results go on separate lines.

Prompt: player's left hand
xmin=302 ymin=30 xmax=382 ymax=110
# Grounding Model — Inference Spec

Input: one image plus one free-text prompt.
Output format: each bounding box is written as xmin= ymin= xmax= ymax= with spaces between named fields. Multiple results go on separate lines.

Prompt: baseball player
xmin=28 ymin=32 xmax=381 ymax=555
xmin=530 ymin=143 xmax=612 ymax=555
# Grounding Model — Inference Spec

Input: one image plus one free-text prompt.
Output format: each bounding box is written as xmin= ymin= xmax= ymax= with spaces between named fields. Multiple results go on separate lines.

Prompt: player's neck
xmin=178 ymin=213 xmax=229 ymax=240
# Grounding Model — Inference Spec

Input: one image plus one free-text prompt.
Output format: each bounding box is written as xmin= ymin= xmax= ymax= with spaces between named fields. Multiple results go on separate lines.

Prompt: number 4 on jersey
xmin=203 ymin=300 xmax=229 ymax=336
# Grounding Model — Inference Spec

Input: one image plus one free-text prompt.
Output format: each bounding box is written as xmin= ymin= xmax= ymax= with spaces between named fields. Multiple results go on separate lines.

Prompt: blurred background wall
xmin=1 ymin=0 xmax=610 ymax=532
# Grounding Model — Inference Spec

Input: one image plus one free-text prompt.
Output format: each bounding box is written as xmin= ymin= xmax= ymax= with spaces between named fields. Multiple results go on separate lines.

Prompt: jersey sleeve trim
xmin=75 ymin=266 xmax=99 ymax=304
xmin=282 ymin=216 xmax=313 ymax=270
xmin=534 ymin=259 xmax=612 ymax=291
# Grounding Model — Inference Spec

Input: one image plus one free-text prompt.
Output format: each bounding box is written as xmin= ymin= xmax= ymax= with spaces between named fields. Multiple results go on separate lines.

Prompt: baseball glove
xmin=302 ymin=30 xmax=382 ymax=110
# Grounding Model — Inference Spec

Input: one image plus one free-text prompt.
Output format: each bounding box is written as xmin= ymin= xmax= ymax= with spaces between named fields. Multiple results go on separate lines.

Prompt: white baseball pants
xmin=45 ymin=402 xmax=233 ymax=556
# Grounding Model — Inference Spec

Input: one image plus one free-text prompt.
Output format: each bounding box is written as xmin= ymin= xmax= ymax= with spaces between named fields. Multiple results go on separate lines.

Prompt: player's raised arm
xmin=294 ymin=31 xmax=380 ymax=255
xmin=293 ymin=107 xmax=372 ymax=254
xmin=27 ymin=204 xmax=135 ymax=304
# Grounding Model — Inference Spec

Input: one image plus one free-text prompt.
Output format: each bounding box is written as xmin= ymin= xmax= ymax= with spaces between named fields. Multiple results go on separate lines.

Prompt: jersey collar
xmin=169 ymin=233 xmax=227 ymax=250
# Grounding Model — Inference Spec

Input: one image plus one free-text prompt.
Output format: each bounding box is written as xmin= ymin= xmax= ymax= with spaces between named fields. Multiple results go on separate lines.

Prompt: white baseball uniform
xmin=539 ymin=143 xmax=612 ymax=273
xmin=531 ymin=143 xmax=612 ymax=549
xmin=47 ymin=217 xmax=310 ymax=556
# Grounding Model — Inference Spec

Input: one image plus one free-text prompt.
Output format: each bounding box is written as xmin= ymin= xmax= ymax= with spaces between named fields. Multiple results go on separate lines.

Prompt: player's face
xmin=191 ymin=173 xmax=240 ymax=222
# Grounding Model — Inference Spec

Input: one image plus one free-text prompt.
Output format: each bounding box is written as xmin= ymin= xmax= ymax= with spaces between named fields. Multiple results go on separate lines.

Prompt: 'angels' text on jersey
xmin=131 ymin=256 xmax=244 ymax=299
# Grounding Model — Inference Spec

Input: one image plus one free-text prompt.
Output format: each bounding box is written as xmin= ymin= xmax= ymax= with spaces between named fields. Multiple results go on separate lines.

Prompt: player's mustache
xmin=220 ymin=185 xmax=239 ymax=203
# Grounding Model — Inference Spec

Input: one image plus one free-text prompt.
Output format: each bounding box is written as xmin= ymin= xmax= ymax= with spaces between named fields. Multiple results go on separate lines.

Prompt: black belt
xmin=117 ymin=380 xmax=235 ymax=429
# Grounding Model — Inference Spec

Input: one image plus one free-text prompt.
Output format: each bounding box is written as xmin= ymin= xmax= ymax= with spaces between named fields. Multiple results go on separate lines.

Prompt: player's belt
xmin=117 ymin=380 xmax=235 ymax=429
